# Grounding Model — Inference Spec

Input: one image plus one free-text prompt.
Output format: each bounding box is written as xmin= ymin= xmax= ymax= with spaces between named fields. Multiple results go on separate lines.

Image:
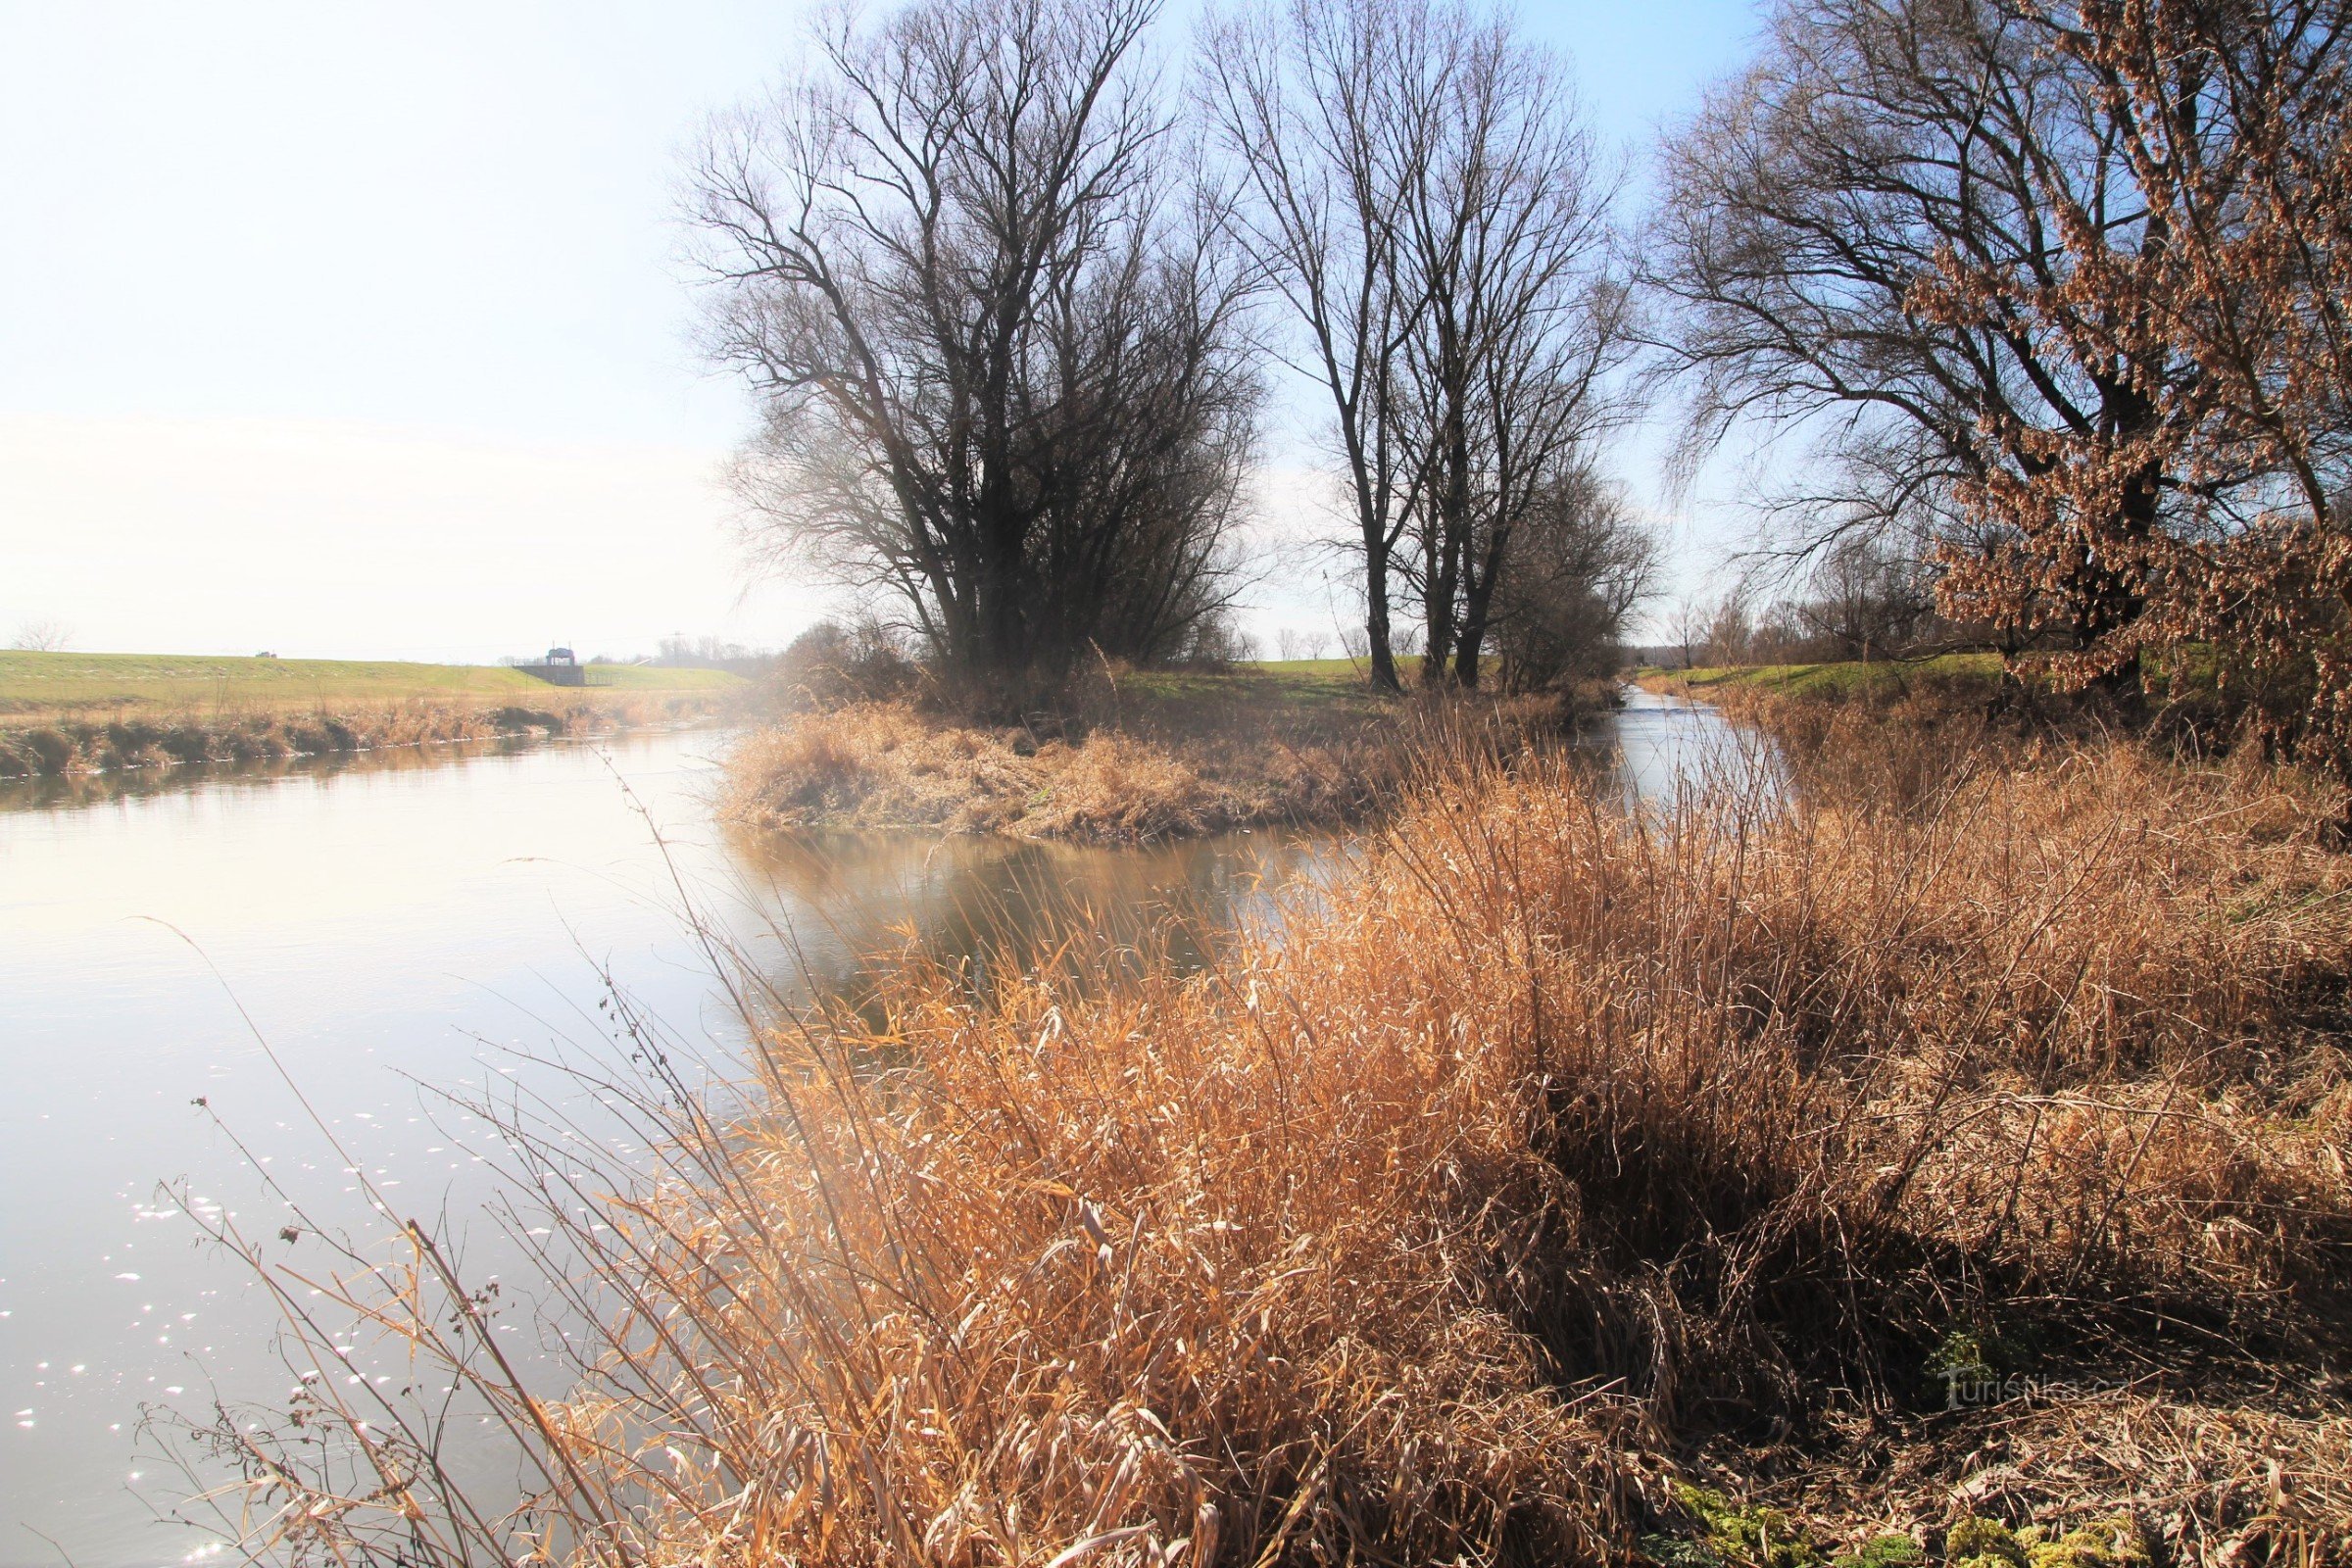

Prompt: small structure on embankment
xmin=518 ymin=646 xmax=586 ymax=687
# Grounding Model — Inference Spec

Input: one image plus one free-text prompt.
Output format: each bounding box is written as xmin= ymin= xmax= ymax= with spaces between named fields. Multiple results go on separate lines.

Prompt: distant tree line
xmin=1649 ymin=538 xmax=1946 ymax=670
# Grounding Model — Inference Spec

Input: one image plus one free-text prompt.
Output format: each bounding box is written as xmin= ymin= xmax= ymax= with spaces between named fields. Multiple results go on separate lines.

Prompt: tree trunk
xmin=1364 ymin=550 xmax=1401 ymax=693
xmin=2070 ymin=454 xmax=2160 ymax=705
xmin=1452 ymin=630 xmax=1483 ymax=688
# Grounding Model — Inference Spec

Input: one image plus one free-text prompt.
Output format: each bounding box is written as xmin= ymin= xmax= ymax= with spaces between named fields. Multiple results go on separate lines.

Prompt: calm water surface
xmin=0 ymin=695 xmax=1749 ymax=1567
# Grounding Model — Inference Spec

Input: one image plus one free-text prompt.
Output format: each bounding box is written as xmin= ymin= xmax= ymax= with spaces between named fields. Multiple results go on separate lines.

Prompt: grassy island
xmin=720 ymin=658 xmax=1579 ymax=843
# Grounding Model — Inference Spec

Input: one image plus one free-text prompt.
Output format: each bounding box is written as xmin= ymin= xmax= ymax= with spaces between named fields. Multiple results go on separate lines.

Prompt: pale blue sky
xmin=0 ymin=0 xmax=1761 ymax=659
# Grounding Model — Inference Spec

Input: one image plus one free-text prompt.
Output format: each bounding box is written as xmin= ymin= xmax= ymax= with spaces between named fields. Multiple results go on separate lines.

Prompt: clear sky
xmin=0 ymin=0 xmax=1762 ymax=661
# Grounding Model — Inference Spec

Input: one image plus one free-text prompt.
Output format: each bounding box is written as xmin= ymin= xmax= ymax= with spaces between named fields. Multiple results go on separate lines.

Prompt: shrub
xmin=18 ymin=727 xmax=74 ymax=774
xmin=766 ymin=619 xmax=921 ymax=711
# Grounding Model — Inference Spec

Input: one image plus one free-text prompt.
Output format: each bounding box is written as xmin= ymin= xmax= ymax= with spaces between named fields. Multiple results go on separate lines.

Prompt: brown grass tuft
xmin=716 ymin=683 xmax=1567 ymax=842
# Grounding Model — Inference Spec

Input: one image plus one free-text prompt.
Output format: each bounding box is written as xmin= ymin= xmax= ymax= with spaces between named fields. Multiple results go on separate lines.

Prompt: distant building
xmin=519 ymin=645 xmax=587 ymax=687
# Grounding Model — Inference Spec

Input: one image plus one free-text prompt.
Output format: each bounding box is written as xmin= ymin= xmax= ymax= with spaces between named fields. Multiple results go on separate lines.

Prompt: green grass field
xmin=1245 ymin=656 xmax=1426 ymax=679
xmin=1648 ymin=651 xmax=2006 ymax=698
xmin=1116 ymin=657 xmax=1448 ymax=725
xmin=0 ymin=651 xmax=743 ymax=716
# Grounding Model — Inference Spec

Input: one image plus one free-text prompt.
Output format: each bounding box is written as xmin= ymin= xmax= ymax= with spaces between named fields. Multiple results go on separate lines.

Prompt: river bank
xmin=207 ymin=691 xmax=2352 ymax=1567
xmin=0 ymin=650 xmax=744 ymax=778
xmin=723 ymin=662 xmax=1599 ymax=843
xmin=0 ymin=720 xmax=1365 ymax=1568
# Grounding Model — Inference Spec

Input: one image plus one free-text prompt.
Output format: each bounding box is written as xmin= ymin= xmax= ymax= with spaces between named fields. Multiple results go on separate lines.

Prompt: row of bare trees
xmin=700 ymin=0 xmax=2352 ymax=741
xmin=1663 ymin=539 xmax=1940 ymax=670
xmin=695 ymin=0 xmax=1650 ymax=699
xmin=1199 ymin=0 xmax=1641 ymax=691
xmin=1649 ymin=0 xmax=2352 ymax=760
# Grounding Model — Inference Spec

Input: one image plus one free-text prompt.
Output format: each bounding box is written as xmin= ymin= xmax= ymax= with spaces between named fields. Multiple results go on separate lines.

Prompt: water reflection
xmin=0 ymin=732 xmax=565 ymax=814
xmin=0 ymin=729 xmax=1333 ymax=1568
xmin=727 ymin=824 xmax=1334 ymax=1005
xmin=1586 ymin=685 xmax=1785 ymax=808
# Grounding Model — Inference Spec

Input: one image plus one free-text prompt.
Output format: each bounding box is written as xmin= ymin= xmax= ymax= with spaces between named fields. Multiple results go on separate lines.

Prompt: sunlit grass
xmin=1642 ymin=651 xmax=2005 ymax=698
xmin=0 ymin=650 xmax=741 ymax=716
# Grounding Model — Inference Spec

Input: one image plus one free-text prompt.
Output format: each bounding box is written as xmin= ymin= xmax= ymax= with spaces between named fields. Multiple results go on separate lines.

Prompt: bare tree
xmin=1206 ymin=0 xmax=1628 ymax=691
xmin=1666 ymin=598 xmax=1710 ymax=671
xmin=697 ymin=0 xmax=1262 ymax=699
xmin=9 ymin=619 xmax=71 ymax=653
xmin=1645 ymin=0 xmax=2205 ymax=677
xmin=1383 ymin=12 xmax=1627 ymax=686
xmin=1199 ymin=0 xmax=1430 ymax=690
xmin=1393 ymin=13 xmax=1631 ymax=689
xmin=1790 ymin=535 xmax=1931 ymax=661
xmin=1703 ymin=593 xmax=1756 ymax=667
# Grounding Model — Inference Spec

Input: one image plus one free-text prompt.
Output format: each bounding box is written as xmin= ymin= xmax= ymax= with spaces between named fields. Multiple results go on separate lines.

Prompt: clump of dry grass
xmin=721 ymin=700 xmax=1400 ymax=841
xmin=1714 ymin=1383 xmax=2352 ymax=1563
xmin=718 ymin=673 xmax=1584 ymax=843
xmin=179 ymin=718 xmax=2352 ymax=1567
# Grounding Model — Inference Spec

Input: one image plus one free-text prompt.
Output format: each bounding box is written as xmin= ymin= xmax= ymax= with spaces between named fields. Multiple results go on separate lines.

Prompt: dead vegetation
xmin=175 ymin=710 xmax=2352 ymax=1566
xmin=719 ymin=668 xmax=1584 ymax=842
xmin=0 ymin=694 xmax=726 ymax=780
xmin=720 ymin=698 xmax=1408 ymax=841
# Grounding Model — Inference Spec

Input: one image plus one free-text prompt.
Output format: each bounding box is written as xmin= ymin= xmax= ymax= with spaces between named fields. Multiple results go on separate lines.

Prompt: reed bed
xmin=0 ymin=693 xmax=725 ymax=778
xmin=721 ymin=699 xmax=1407 ymax=841
xmin=718 ymin=685 xmax=1573 ymax=843
xmin=175 ymin=718 xmax=2352 ymax=1567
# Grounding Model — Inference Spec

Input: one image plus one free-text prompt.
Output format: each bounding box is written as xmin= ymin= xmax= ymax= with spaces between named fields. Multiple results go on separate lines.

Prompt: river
xmin=0 ymin=690 xmax=1749 ymax=1568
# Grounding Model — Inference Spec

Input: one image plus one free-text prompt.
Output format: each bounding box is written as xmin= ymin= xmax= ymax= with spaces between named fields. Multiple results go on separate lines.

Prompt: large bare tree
xmin=1645 ymin=0 xmax=2205 ymax=675
xmin=696 ymin=0 xmax=1262 ymax=696
xmin=1391 ymin=16 xmax=1629 ymax=686
xmin=1201 ymin=0 xmax=1626 ymax=690
xmin=1198 ymin=0 xmax=1426 ymax=690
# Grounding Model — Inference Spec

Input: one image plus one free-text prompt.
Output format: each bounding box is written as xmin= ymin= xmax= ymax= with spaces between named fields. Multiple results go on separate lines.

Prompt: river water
xmin=0 ymin=690 xmax=1748 ymax=1568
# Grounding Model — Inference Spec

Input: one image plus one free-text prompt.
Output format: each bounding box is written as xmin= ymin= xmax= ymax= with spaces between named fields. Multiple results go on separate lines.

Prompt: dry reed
xmin=172 ymin=716 xmax=2352 ymax=1567
xmin=0 ymin=694 xmax=725 ymax=779
xmin=721 ymin=700 xmax=1406 ymax=841
xmin=717 ymin=685 xmax=1577 ymax=843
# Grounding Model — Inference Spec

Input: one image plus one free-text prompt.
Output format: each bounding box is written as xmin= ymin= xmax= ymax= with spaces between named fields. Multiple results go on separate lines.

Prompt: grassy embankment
xmin=723 ymin=654 xmax=1575 ymax=843
xmin=226 ymin=661 xmax=2352 ymax=1568
xmin=1652 ymin=652 xmax=2008 ymax=702
xmin=1644 ymin=656 xmax=2028 ymax=800
xmin=0 ymin=651 xmax=743 ymax=778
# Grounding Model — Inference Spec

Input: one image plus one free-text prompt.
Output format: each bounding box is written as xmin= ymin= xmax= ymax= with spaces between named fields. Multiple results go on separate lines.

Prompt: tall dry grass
xmin=721 ymin=700 xmax=1406 ymax=841
xmin=718 ymin=686 xmax=1577 ymax=843
xmin=175 ymin=719 xmax=2352 ymax=1566
xmin=0 ymin=693 xmax=726 ymax=779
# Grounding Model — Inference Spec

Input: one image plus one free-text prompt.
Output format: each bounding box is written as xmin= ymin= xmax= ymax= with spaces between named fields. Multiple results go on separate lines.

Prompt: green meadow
xmin=0 ymin=651 xmax=741 ymax=716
